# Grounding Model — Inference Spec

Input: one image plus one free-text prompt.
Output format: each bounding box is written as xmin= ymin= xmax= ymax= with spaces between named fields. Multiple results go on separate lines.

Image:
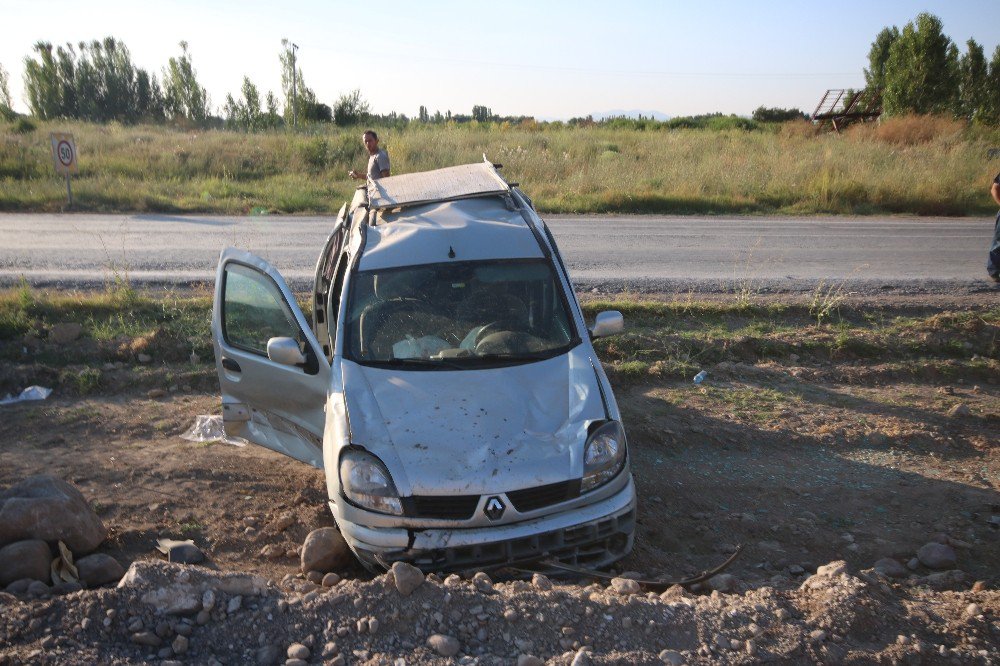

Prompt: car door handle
xmin=221 ymin=357 xmax=241 ymax=372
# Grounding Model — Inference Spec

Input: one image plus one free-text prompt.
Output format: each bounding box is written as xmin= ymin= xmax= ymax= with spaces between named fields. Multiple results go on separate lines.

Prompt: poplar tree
xmin=864 ymin=26 xmax=899 ymax=90
xmin=164 ymin=41 xmax=208 ymax=123
xmin=882 ymin=13 xmax=959 ymax=116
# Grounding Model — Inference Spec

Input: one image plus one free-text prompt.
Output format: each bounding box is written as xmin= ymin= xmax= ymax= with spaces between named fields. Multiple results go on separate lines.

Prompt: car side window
xmin=223 ymin=263 xmax=300 ymax=355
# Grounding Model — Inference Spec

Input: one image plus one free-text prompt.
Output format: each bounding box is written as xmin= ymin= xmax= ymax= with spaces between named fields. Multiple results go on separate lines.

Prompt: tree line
xmin=865 ymin=12 xmax=1000 ymax=123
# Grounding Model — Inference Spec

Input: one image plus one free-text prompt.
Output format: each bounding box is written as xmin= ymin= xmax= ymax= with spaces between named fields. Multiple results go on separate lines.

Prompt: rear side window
xmin=223 ymin=263 xmax=300 ymax=355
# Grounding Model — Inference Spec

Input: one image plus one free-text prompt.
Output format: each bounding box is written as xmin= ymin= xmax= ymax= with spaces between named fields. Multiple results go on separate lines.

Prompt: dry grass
xmin=1 ymin=118 xmax=997 ymax=216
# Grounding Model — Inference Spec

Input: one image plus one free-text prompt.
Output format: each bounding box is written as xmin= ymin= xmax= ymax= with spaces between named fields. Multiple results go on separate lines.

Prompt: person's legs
xmin=988 ymin=211 xmax=1000 ymax=280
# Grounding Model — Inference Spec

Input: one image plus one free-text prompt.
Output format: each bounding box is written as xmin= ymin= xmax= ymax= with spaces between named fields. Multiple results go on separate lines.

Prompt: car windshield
xmin=344 ymin=259 xmax=577 ymax=368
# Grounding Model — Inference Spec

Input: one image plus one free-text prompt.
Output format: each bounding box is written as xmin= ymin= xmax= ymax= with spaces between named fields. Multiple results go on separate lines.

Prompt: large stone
xmin=0 ymin=475 xmax=106 ymax=553
xmin=427 ymin=634 xmax=460 ymax=657
xmin=873 ymin=558 xmax=908 ymax=579
xmin=75 ymin=553 xmax=126 ymax=587
xmin=917 ymin=543 xmax=957 ymax=570
xmin=0 ymin=540 xmax=51 ymax=586
xmin=390 ymin=561 xmax=425 ymax=596
xmin=299 ymin=528 xmax=352 ymax=574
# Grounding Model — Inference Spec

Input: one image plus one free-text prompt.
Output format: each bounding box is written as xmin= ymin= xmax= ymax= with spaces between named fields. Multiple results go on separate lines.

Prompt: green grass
xmin=2 ymin=289 xmax=997 ymax=391
xmin=2 ymin=118 xmax=997 ymax=216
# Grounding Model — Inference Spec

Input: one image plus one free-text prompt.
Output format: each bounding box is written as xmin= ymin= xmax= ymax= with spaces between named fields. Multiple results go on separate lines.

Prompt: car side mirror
xmin=267 ymin=337 xmax=306 ymax=366
xmin=590 ymin=310 xmax=624 ymax=338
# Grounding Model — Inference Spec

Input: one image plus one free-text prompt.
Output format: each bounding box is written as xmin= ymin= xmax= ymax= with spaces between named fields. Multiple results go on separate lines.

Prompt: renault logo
xmin=484 ymin=496 xmax=505 ymax=521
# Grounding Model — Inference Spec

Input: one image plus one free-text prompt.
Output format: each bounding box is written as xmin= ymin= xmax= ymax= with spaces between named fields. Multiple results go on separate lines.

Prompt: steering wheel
xmin=473 ymin=321 xmax=503 ymax=349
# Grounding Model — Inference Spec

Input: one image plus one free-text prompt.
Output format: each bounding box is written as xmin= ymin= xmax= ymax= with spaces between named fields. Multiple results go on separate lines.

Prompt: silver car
xmin=211 ymin=159 xmax=636 ymax=572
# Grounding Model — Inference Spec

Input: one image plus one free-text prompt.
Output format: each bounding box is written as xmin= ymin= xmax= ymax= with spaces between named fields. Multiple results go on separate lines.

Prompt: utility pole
xmin=291 ymin=42 xmax=299 ymax=129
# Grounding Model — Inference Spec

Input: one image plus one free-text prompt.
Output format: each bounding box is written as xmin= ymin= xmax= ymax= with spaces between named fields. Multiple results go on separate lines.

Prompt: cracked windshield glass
xmin=345 ymin=260 xmax=575 ymax=367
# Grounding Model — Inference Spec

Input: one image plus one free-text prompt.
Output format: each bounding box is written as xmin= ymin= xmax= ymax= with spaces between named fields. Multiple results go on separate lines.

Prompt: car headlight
xmin=339 ymin=450 xmax=403 ymax=515
xmin=582 ymin=421 xmax=626 ymax=492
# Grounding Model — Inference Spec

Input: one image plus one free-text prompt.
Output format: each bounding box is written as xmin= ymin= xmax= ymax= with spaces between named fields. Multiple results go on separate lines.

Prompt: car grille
xmin=507 ymin=480 xmax=581 ymax=513
xmin=405 ymin=495 xmax=479 ymax=520
xmin=370 ymin=508 xmax=636 ymax=572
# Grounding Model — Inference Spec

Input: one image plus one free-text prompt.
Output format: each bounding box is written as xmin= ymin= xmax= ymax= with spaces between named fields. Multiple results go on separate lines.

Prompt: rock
xmin=924 ymin=570 xmax=967 ymax=589
xmin=75 ymin=553 xmax=125 ymax=587
xmin=272 ymin=514 xmax=295 ymax=532
xmin=809 ymin=629 xmax=827 ymax=643
xmin=227 ymin=595 xmax=242 ymax=613
xmin=816 ymin=560 xmax=847 ymax=577
xmin=137 ymin=353 xmax=152 ymax=364
xmin=131 ymin=631 xmax=163 ymax=648
xmin=26 ymin=580 xmax=50 ymax=597
xmin=706 ymin=574 xmax=740 ymax=593
xmin=659 ymin=649 xmax=686 ymax=665
xmin=610 ymin=577 xmax=641 ymax=595
xmin=49 ymin=323 xmax=83 ymax=344
xmin=260 ymin=544 xmax=284 ymax=560
xmin=321 ymin=573 xmax=340 ymax=587
xmin=517 ymin=656 xmax=544 ymax=666
xmin=0 ymin=540 xmax=51 ymax=586
xmin=286 ymin=643 xmax=310 ymax=660
xmin=472 ymin=571 xmax=493 ymax=592
xmin=531 ymin=573 xmax=553 ymax=591
xmin=659 ymin=585 xmax=690 ymax=600
xmin=172 ymin=635 xmax=189 ymax=655
xmin=966 ymin=603 xmax=982 ymax=617
xmin=156 ymin=538 xmax=204 ymax=564
xmin=0 ymin=475 xmax=106 ymax=553
xmin=147 ymin=389 xmax=167 ymax=399
xmin=917 ymin=543 xmax=957 ymax=569
xmin=788 ymin=564 xmax=805 ymax=575
xmin=873 ymin=558 xmax=908 ymax=579
xmin=202 ymin=589 xmax=216 ymax=611
xmin=971 ymin=581 xmax=986 ymax=592
xmin=907 ymin=558 xmax=920 ymax=570
xmin=138 ymin=584 xmax=201 ymax=615
xmin=571 ymin=649 xmax=593 ymax=666
xmin=5 ymin=579 xmax=33 ymax=594
xmin=947 ymin=403 xmax=971 ymax=417
xmin=299 ymin=528 xmax=351 ymax=574
xmin=306 ymin=570 xmax=324 ymax=584
xmin=426 ymin=634 xmax=460 ymax=657
xmin=391 ymin=562 xmax=425 ymax=596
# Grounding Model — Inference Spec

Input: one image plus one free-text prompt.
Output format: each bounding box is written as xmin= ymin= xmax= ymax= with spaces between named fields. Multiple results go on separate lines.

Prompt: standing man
xmin=349 ymin=130 xmax=390 ymax=181
xmin=989 ymin=171 xmax=1000 ymax=283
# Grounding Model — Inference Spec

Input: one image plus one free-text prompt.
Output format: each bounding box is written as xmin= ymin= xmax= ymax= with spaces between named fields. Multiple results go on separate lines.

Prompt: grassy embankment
xmin=1 ymin=286 xmax=996 ymax=399
xmin=2 ymin=116 xmax=998 ymax=216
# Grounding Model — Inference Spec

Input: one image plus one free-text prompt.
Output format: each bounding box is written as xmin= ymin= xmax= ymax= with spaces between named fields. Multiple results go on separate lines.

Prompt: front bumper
xmin=334 ymin=475 xmax=636 ymax=572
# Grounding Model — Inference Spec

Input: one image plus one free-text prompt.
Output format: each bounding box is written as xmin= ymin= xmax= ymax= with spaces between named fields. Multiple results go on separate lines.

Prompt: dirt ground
xmin=0 ymin=291 xmax=997 ymax=664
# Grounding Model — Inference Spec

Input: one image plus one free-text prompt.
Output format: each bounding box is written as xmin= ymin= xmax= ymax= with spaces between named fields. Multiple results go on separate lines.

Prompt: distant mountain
xmin=590 ymin=109 xmax=671 ymax=121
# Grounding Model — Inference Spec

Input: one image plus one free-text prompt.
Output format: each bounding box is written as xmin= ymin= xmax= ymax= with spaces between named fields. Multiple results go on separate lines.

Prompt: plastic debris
xmin=180 ymin=414 xmax=247 ymax=447
xmin=0 ymin=385 xmax=53 ymax=406
xmin=693 ymin=370 xmax=708 ymax=384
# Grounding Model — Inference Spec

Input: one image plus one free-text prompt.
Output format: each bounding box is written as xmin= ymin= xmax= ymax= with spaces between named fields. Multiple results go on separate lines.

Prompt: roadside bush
xmin=12 ymin=117 xmax=36 ymax=134
xmin=850 ymin=114 xmax=965 ymax=146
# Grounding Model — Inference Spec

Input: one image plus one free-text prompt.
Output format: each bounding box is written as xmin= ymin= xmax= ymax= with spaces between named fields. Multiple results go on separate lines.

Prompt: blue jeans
xmin=989 ymin=211 xmax=1000 ymax=278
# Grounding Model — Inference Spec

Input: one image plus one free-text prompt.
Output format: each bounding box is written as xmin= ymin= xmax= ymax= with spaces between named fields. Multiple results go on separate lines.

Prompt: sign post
xmin=50 ymin=133 xmax=78 ymax=208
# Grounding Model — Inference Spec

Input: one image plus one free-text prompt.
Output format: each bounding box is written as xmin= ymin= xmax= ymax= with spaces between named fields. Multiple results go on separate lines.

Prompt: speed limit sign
xmin=50 ymin=133 xmax=78 ymax=175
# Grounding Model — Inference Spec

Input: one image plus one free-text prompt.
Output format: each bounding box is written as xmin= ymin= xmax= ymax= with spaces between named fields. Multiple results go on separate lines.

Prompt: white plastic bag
xmin=180 ymin=414 xmax=247 ymax=447
xmin=0 ymin=385 xmax=53 ymax=406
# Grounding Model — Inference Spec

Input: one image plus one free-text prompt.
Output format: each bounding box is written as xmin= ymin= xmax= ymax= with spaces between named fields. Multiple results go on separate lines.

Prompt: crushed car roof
xmin=367 ymin=161 xmax=510 ymax=211
xmin=358 ymin=196 xmax=543 ymax=271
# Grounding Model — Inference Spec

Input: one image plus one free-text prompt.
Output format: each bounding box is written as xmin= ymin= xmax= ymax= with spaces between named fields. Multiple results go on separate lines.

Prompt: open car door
xmin=211 ymin=248 xmax=330 ymax=468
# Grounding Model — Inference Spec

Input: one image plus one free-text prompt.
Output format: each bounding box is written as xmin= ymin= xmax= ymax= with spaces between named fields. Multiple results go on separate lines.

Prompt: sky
xmin=2 ymin=0 xmax=999 ymax=120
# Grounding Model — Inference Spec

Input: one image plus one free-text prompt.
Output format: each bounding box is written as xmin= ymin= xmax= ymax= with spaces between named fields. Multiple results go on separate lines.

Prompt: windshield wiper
xmin=473 ymin=351 xmax=558 ymax=363
xmin=370 ymin=357 xmax=468 ymax=371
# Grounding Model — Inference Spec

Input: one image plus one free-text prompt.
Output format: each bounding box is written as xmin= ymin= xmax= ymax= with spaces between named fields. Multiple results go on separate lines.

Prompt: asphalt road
xmin=0 ymin=213 xmax=995 ymax=293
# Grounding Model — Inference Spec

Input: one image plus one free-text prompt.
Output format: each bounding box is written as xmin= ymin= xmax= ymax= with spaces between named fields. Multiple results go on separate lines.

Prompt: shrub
xmin=12 ymin=117 xmax=36 ymax=134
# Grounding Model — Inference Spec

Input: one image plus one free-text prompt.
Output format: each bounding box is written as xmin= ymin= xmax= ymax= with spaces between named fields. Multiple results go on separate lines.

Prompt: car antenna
xmin=448 ymin=246 xmax=456 ymax=258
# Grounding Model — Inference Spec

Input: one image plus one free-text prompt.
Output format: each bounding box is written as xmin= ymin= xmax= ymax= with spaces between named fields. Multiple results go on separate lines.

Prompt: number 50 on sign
xmin=50 ymin=133 xmax=78 ymax=174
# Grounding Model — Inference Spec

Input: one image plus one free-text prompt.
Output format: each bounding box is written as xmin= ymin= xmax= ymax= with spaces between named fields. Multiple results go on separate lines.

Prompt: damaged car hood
xmin=341 ymin=346 xmax=606 ymax=496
